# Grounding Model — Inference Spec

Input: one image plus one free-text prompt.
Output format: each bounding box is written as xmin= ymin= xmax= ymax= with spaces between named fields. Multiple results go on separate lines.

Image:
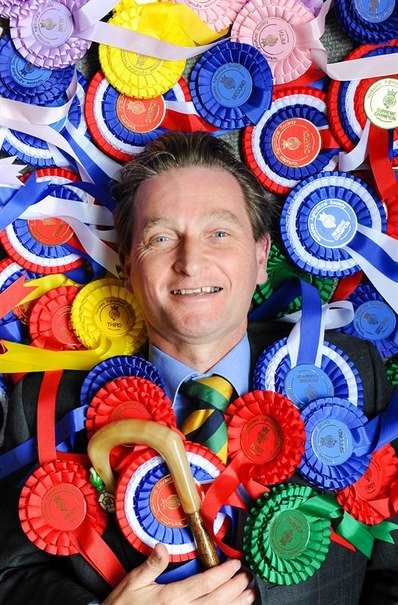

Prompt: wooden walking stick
xmin=88 ymin=419 xmax=220 ymax=568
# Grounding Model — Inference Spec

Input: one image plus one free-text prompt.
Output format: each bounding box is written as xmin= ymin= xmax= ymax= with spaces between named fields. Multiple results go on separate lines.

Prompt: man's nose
xmin=173 ymin=237 xmax=206 ymax=275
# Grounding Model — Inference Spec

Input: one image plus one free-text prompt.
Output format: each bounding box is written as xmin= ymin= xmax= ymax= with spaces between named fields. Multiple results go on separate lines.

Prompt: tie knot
xmin=180 ymin=375 xmax=234 ymax=412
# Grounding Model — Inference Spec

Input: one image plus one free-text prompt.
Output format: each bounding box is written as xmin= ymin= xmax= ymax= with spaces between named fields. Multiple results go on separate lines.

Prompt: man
xmin=0 ymin=132 xmax=396 ymax=605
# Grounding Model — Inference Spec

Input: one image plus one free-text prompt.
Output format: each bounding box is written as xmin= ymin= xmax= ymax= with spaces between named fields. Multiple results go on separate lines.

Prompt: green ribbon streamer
xmin=299 ymin=493 xmax=398 ymax=558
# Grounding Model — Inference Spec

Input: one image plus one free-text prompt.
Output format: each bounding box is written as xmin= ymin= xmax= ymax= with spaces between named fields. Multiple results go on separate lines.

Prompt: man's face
xmin=123 ymin=166 xmax=270 ymax=352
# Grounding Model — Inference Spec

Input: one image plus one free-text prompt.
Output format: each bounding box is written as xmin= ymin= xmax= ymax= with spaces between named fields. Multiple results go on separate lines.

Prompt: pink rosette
xmin=231 ymin=0 xmax=314 ymax=85
xmin=174 ymin=0 xmax=247 ymax=32
xmin=9 ymin=0 xmax=92 ymax=69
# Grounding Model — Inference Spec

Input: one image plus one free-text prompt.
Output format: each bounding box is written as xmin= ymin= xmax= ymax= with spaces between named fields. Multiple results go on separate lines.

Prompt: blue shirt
xmin=148 ymin=333 xmax=251 ymax=427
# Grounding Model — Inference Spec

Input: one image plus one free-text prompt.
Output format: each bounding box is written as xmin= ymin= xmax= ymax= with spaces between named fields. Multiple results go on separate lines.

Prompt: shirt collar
xmin=148 ymin=333 xmax=250 ymax=405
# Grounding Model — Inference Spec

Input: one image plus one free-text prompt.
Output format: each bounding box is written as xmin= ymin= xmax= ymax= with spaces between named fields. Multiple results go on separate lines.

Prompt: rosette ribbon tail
xmin=351 ymin=389 xmax=398 ymax=456
xmin=88 ymin=419 xmax=220 ymax=569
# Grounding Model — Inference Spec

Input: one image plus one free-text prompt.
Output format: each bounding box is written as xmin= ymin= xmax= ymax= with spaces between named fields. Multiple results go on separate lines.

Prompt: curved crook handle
xmin=87 ymin=419 xmax=219 ymax=568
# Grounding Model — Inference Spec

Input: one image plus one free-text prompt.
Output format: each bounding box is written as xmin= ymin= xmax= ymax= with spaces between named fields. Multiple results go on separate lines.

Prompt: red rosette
xmin=115 ymin=441 xmax=228 ymax=562
xmin=225 ymin=390 xmax=305 ymax=486
xmin=19 ymin=459 xmax=107 ymax=556
xmin=28 ymin=285 xmax=85 ymax=350
xmin=335 ymin=443 xmax=398 ymax=524
xmin=86 ymin=376 xmax=176 ymax=470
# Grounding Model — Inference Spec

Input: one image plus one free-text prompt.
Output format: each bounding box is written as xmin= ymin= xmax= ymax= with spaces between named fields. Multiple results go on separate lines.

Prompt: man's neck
xmin=149 ymin=334 xmax=245 ymax=373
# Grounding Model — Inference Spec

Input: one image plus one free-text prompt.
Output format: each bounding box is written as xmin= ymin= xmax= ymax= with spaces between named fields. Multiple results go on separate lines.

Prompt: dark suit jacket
xmin=0 ymin=322 xmax=396 ymax=605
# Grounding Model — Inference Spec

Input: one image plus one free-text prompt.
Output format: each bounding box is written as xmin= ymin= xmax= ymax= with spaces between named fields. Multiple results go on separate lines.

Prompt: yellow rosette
xmin=70 ymin=277 xmax=146 ymax=355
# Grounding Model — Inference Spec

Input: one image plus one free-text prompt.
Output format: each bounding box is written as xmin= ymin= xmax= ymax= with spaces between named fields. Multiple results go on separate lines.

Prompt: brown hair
xmin=113 ymin=131 xmax=276 ymax=259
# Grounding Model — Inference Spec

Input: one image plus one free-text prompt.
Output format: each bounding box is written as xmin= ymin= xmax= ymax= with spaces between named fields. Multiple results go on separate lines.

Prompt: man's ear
xmin=255 ymin=234 xmax=271 ymax=285
xmin=120 ymin=253 xmax=133 ymax=292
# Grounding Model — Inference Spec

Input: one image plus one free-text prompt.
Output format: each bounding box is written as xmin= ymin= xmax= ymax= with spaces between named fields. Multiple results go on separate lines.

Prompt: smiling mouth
xmin=171 ymin=286 xmax=222 ymax=295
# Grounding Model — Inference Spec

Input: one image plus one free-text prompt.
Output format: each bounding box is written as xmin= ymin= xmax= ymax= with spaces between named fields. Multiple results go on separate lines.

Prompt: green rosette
xmin=252 ymin=242 xmax=337 ymax=316
xmin=385 ymin=355 xmax=398 ymax=387
xmin=243 ymin=483 xmax=331 ymax=585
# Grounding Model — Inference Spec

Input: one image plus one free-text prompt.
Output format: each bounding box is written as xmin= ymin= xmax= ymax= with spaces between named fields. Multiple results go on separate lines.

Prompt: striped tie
xmin=180 ymin=375 xmax=234 ymax=463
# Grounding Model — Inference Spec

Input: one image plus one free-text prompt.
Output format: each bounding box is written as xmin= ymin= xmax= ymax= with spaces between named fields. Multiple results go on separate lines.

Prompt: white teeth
xmin=171 ymin=287 xmax=221 ymax=295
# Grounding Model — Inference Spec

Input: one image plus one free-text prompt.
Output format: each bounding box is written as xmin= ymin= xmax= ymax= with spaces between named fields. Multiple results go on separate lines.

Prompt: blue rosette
xmin=80 ymin=355 xmax=165 ymax=406
xmin=189 ymin=41 xmax=273 ymax=129
xmin=298 ymin=397 xmax=371 ymax=490
xmin=338 ymin=284 xmax=398 ymax=359
xmin=244 ymin=87 xmax=339 ymax=195
xmin=116 ymin=443 xmax=229 ymax=562
xmin=1 ymin=71 xmax=89 ymax=168
xmin=0 ymin=34 xmax=74 ymax=104
xmin=280 ymin=171 xmax=387 ymax=278
xmin=333 ymin=0 xmax=398 ymax=44
xmin=253 ymin=337 xmax=364 ymax=409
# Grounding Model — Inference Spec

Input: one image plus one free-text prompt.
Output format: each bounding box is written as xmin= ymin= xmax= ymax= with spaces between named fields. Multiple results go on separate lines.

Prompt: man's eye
xmin=213 ymin=231 xmax=228 ymax=238
xmin=153 ymin=235 xmax=169 ymax=243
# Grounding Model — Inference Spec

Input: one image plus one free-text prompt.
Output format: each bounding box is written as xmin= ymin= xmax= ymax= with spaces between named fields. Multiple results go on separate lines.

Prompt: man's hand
xmin=101 ymin=543 xmax=256 ymax=605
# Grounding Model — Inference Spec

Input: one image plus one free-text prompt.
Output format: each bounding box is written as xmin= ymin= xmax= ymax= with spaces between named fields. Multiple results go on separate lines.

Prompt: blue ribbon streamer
xmin=352 ymin=388 xmax=398 ymax=456
xmin=248 ymin=278 xmax=304 ymax=321
xmin=0 ymin=405 xmax=87 ymax=479
xmin=348 ymin=231 xmax=398 ymax=280
xmin=297 ymin=280 xmax=322 ymax=365
xmin=0 ymin=172 xmax=50 ymax=231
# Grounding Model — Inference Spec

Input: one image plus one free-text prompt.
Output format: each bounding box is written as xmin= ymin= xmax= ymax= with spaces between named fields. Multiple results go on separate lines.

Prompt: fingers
xmin=129 ymin=543 xmax=169 ymax=589
xmin=194 ymin=571 xmax=254 ymax=605
xmin=175 ymin=558 xmax=243 ymax=601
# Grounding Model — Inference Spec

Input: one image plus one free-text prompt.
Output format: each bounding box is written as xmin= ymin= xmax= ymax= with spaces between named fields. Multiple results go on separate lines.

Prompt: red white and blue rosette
xmin=0 ymin=168 xmax=85 ymax=274
xmin=0 ymin=34 xmax=75 ymax=104
xmin=335 ymin=443 xmax=398 ymax=524
xmin=231 ymin=0 xmax=314 ymax=85
xmin=80 ymin=355 xmax=165 ymax=406
xmin=9 ymin=0 xmax=92 ymax=69
xmin=327 ymin=41 xmax=398 ymax=164
xmin=253 ymin=337 xmax=364 ymax=410
xmin=280 ymin=171 xmax=387 ymax=277
xmin=243 ymin=87 xmax=340 ymax=195
xmin=298 ymin=397 xmax=372 ymax=490
xmin=337 ymin=284 xmax=398 ymax=359
xmin=1 ymin=71 xmax=89 ymax=168
xmin=116 ymin=442 xmax=229 ymax=562
xmin=0 ymin=257 xmax=41 ymax=342
xmin=189 ymin=41 xmax=273 ymax=130
xmin=84 ymin=72 xmax=190 ymax=163
xmin=333 ymin=0 xmax=398 ymax=44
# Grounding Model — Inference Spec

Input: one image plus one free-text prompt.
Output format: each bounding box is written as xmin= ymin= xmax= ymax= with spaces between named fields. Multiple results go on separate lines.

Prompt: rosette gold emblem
xmin=20 ymin=63 xmax=35 ymax=77
xmin=369 ymin=0 xmax=380 ymax=14
xmin=40 ymin=18 xmax=56 ymax=30
xmin=220 ymin=75 xmax=235 ymax=90
xmin=279 ymin=529 xmax=294 ymax=547
xmin=127 ymin=101 xmax=146 ymax=115
xmin=383 ymin=89 xmax=397 ymax=109
xmin=282 ymin=137 xmax=301 ymax=151
xmin=320 ymin=435 xmax=337 ymax=448
xmin=161 ymin=495 xmax=181 ymax=510
xmin=109 ymin=305 xmax=121 ymax=321
xmin=261 ymin=35 xmax=278 ymax=47
xmin=257 ymin=425 xmax=270 ymax=444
